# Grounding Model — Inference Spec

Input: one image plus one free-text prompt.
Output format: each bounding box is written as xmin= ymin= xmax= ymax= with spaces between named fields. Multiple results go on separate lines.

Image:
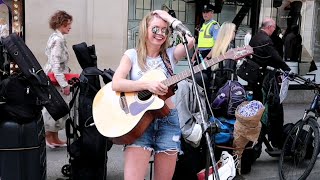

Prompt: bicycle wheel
xmin=279 ymin=117 xmax=320 ymax=180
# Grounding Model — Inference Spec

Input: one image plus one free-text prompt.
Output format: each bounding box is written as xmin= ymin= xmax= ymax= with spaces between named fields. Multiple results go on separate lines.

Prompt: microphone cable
xmin=191 ymin=44 xmax=215 ymax=117
xmin=250 ymin=43 xmax=272 ymax=59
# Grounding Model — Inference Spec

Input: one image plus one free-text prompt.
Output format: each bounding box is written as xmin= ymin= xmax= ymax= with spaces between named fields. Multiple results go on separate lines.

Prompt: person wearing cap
xmin=192 ymin=4 xmax=220 ymax=102
xmin=197 ymin=3 xmax=220 ymax=63
xmin=284 ymin=0 xmax=306 ymax=35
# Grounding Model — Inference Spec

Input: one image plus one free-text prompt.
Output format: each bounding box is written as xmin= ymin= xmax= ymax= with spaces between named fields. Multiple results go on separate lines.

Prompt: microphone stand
xmin=180 ymin=33 xmax=220 ymax=180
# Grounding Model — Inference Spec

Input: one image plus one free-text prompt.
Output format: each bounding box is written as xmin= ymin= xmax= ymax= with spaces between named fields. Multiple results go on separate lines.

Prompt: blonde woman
xmin=112 ymin=10 xmax=194 ymax=180
xmin=209 ymin=22 xmax=236 ymax=71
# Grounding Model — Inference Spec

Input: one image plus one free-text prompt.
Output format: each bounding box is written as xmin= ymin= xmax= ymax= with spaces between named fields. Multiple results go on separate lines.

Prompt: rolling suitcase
xmin=0 ymin=115 xmax=46 ymax=180
xmin=2 ymin=33 xmax=69 ymax=120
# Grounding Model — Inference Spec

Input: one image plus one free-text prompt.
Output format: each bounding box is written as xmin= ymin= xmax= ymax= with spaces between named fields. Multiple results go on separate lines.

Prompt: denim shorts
xmin=125 ymin=109 xmax=182 ymax=154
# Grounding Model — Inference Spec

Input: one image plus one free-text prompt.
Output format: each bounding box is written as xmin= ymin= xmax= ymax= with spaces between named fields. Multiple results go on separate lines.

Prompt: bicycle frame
xmin=276 ymin=66 xmax=320 ymax=179
xmin=288 ymin=75 xmax=319 ymax=164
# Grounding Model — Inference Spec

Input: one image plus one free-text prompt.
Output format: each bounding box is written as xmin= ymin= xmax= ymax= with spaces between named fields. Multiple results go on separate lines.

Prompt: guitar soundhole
xmin=138 ymin=90 xmax=152 ymax=101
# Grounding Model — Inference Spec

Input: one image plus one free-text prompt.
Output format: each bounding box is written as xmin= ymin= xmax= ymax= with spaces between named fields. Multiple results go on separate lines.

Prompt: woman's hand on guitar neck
xmin=147 ymin=81 xmax=168 ymax=96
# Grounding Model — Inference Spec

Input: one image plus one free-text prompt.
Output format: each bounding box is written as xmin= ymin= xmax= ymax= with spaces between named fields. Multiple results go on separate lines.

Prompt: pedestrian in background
xmin=43 ymin=10 xmax=73 ymax=148
xmin=284 ymin=24 xmax=302 ymax=62
xmin=196 ymin=3 xmax=220 ymax=63
xmin=284 ymin=0 xmax=306 ymax=35
xmin=248 ymin=18 xmax=291 ymax=169
xmin=248 ymin=18 xmax=290 ymax=102
xmin=192 ymin=3 xmax=220 ymax=97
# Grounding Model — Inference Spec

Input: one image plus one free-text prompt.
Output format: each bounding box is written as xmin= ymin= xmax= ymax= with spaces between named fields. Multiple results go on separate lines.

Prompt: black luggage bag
xmin=68 ymin=68 xmax=113 ymax=180
xmin=64 ymin=43 xmax=114 ymax=180
xmin=0 ymin=115 xmax=46 ymax=180
xmin=2 ymin=33 xmax=69 ymax=121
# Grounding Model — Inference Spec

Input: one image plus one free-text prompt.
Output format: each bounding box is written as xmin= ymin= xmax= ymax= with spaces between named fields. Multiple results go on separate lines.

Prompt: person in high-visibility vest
xmin=192 ymin=4 xmax=220 ymax=99
xmin=196 ymin=4 xmax=220 ymax=64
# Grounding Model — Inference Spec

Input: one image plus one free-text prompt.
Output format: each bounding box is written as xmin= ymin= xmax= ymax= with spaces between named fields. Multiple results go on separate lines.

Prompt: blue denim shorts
xmin=126 ymin=109 xmax=182 ymax=154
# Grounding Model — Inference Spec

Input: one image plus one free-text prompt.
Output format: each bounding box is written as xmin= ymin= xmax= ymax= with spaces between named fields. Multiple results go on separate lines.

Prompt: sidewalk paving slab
xmin=46 ymin=103 xmax=320 ymax=180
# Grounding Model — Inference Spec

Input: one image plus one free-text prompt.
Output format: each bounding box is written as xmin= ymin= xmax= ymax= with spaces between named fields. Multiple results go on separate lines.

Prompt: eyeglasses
xmin=269 ymin=25 xmax=276 ymax=29
xmin=151 ymin=26 xmax=169 ymax=36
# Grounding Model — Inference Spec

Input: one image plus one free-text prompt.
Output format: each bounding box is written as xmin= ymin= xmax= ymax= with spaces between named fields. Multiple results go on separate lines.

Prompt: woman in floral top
xmin=43 ymin=10 xmax=72 ymax=148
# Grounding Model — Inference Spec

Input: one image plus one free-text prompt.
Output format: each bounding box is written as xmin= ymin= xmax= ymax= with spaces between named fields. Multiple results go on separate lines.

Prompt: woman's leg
xmin=44 ymin=85 xmax=70 ymax=146
xmin=43 ymin=107 xmax=67 ymax=145
xmin=153 ymin=151 xmax=178 ymax=180
xmin=124 ymin=147 xmax=152 ymax=180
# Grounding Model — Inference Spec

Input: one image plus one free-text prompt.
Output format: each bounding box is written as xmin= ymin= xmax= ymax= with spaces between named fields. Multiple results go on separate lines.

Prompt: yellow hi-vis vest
xmin=198 ymin=20 xmax=218 ymax=48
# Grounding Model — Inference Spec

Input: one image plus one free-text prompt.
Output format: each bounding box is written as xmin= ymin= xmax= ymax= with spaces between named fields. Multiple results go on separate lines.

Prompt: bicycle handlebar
xmin=266 ymin=66 xmax=320 ymax=90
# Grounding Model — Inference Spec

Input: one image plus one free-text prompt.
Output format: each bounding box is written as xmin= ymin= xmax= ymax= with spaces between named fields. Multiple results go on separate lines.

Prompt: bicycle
xmin=278 ymin=71 xmax=320 ymax=180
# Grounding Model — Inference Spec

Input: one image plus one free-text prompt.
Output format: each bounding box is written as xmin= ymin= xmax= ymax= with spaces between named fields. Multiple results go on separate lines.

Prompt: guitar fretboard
xmin=162 ymin=53 xmax=227 ymax=87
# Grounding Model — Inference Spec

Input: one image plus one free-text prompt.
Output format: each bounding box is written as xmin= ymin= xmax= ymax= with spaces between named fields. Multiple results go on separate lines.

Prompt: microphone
xmin=171 ymin=19 xmax=193 ymax=37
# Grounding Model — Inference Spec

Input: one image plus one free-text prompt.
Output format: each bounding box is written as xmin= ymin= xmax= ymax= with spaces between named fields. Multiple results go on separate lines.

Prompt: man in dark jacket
xmin=246 ymin=18 xmax=291 ymax=171
xmin=249 ymin=17 xmax=291 ymax=101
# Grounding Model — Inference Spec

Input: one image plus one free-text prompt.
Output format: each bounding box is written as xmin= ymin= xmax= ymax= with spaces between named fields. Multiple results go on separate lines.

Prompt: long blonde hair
xmin=211 ymin=22 xmax=236 ymax=70
xmin=136 ymin=12 xmax=171 ymax=71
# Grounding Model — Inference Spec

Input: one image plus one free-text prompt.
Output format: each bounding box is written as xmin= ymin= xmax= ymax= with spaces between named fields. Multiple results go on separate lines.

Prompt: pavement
xmin=46 ymin=103 xmax=320 ymax=180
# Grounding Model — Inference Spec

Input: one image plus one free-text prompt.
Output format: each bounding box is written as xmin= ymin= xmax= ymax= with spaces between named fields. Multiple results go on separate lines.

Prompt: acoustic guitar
xmin=92 ymin=46 xmax=253 ymax=144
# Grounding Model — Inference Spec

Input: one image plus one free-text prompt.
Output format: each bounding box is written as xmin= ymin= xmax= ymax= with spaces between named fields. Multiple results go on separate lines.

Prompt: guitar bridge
xmin=119 ymin=92 xmax=129 ymax=114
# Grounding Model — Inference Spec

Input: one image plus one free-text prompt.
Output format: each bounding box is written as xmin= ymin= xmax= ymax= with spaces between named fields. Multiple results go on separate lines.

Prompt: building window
xmin=0 ymin=0 xmax=25 ymax=40
xmin=135 ymin=0 xmax=151 ymax=20
xmin=171 ymin=0 xmax=186 ymax=22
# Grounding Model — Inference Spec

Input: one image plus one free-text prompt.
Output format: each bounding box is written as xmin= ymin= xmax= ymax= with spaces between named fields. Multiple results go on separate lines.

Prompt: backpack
xmin=3 ymin=34 xmax=70 ymax=121
xmin=0 ymin=74 xmax=43 ymax=123
xmin=212 ymin=80 xmax=246 ymax=118
xmin=210 ymin=116 xmax=236 ymax=144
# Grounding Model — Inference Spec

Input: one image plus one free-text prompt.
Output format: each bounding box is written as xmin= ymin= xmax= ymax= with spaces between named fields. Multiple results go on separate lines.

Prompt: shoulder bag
xmin=237 ymin=59 xmax=264 ymax=84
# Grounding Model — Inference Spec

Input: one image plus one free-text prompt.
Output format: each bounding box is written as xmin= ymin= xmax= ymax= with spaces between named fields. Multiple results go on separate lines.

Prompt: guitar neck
xmin=162 ymin=55 xmax=224 ymax=87
xmin=161 ymin=45 xmax=253 ymax=87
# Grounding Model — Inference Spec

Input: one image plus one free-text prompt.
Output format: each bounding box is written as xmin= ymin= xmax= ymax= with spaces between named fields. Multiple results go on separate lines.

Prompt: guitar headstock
xmin=224 ymin=45 xmax=253 ymax=61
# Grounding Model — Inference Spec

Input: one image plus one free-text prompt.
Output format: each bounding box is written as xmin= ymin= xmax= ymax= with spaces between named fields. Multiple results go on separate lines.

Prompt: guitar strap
xmin=160 ymin=52 xmax=179 ymax=92
xmin=160 ymin=53 xmax=174 ymax=76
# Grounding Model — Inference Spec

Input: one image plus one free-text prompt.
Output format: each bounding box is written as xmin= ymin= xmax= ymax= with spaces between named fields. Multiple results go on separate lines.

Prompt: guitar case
xmin=2 ymin=33 xmax=69 ymax=121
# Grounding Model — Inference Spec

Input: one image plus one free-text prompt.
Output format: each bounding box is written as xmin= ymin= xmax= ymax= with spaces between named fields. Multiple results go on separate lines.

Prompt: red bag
xmin=197 ymin=166 xmax=214 ymax=180
xmin=47 ymin=73 xmax=80 ymax=86
xmin=197 ymin=151 xmax=237 ymax=180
